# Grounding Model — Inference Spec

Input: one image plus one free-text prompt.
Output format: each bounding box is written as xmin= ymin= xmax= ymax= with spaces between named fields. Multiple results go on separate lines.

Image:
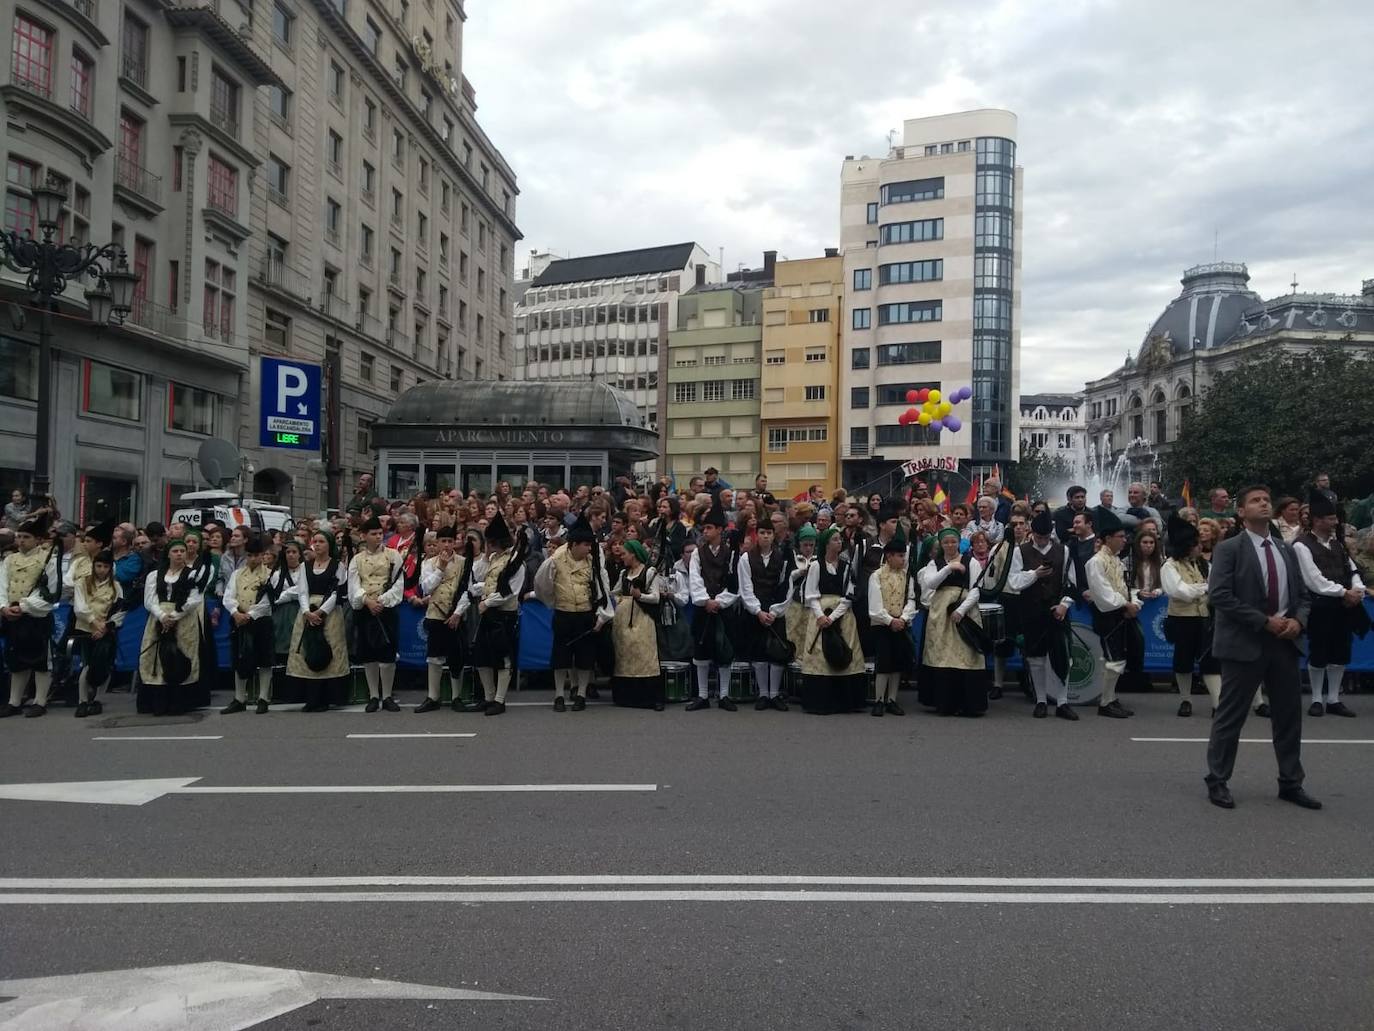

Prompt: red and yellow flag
xmin=1181 ymin=480 xmax=1193 ymax=509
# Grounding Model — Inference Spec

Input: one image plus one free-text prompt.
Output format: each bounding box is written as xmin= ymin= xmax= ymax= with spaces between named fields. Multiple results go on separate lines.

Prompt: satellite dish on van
xmin=197 ymin=438 xmax=242 ymax=489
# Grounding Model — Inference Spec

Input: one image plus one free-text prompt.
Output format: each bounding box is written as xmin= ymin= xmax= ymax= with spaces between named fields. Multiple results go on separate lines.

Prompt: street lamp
xmin=0 ymin=175 xmax=140 ymax=500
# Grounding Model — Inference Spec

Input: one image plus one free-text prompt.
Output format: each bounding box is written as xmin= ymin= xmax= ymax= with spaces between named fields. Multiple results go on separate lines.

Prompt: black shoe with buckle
xmin=1326 ymin=702 xmax=1356 ymax=718
xmin=23 ymin=704 xmax=46 ymax=718
xmin=381 ymin=696 xmax=401 ymax=712
xmin=755 ymin=696 xmax=771 ymax=711
xmin=871 ymin=701 xmax=885 ymax=717
xmin=1056 ymin=703 xmax=1080 ymax=721
xmin=484 ymin=701 xmax=506 ymax=716
xmin=74 ymin=702 xmax=91 ymax=718
xmin=1097 ymin=700 xmax=1132 ymax=719
xmin=415 ymin=697 xmax=441 ymax=714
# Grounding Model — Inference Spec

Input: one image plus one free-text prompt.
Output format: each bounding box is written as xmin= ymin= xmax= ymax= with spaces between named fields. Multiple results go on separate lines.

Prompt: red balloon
xmin=905 ymin=389 xmax=918 ymax=404
xmin=917 ymin=389 xmax=930 ymax=403
xmin=897 ymin=412 xmax=910 ymax=426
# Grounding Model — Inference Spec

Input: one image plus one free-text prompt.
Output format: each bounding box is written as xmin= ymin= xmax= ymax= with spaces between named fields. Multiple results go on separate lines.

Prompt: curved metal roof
xmin=1141 ymin=262 xmax=1263 ymax=357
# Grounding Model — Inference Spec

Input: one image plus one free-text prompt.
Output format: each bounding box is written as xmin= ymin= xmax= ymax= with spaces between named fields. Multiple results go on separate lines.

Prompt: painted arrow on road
xmin=0 ymin=961 xmax=544 ymax=1030
xmin=0 ymin=778 xmax=658 ymax=806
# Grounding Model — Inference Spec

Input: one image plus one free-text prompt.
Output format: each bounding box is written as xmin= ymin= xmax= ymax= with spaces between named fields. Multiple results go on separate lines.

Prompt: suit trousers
xmin=1206 ymin=635 xmax=1304 ymax=790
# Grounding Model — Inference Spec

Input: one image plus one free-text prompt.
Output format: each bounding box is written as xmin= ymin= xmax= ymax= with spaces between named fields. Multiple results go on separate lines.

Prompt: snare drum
xmin=978 ymin=603 xmax=1006 ymax=643
xmin=661 ymin=661 xmax=692 ymax=703
xmin=728 ymin=661 xmax=760 ymax=701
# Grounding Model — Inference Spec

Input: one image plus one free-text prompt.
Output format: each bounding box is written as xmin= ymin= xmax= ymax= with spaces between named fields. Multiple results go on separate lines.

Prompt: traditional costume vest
xmin=75 ymin=577 xmax=117 ymax=633
xmin=233 ymin=563 xmax=271 ymax=613
xmin=1164 ymin=558 xmax=1208 ymax=618
xmin=1298 ymin=532 xmax=1352 ymax=590
xmin=1066 ymin=538 xmax=1092 ymax=603
xmin=876 ymin=564 xmax=908 ymax=617
xmin=1088 ymin=549 xmax=1128 ymax=604
xmin=5 ymin=549 xmax=47 ymax=601
xmin=698 ymin=544 xmax=732 ymax=598
xmin=68 ymin=551 xmax=93 ymax=587
xmin=481 ymin=551 xmax=519 ymax=611
xmin=425 ymin=557 xmax=465 ymax=620
xmin=305 ymin=560 xmax=339 ymax=607
xmin=354 ymin=548 xmax=396 ymax=597
xmin=1019 ymin=540 xmax=1066 ymax=608
xmin=748 ymin=549 xmax=787 ymax=608
xmin=817 ymin=558 xmax=850 ymax=597
xmin=552 ymin=546 xmax=593 ymax=612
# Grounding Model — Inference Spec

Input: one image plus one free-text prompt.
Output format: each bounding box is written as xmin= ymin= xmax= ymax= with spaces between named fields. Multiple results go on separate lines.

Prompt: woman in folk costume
xmin=286 ymin=530 xmax=350 ymax=712
xmin=416 ymin=526 xmax=474 ymax=714
xmin=270 ymin=540 xmax=303 ymax=666
xmin=785 ymin=523 xmax=818 ymax=660
xmin=181 ymin=528 xmax=220 ymax=697
xmin=139 ymin=539 xmax=203 ymax=717
xmin=610 ymin=539 xmax=666 ymax=711
xmin=917 ymin=528 xmax=988 ymax=717
xmin=1161 ymin=513 xmax=1220 ymax=717
xmin=868 ymin=536 xmax=916 ymax=717
xmin=71 ymin=548 xmax=124 ymax=717
xmin=534 ymin=516 xmax=613 ymax=712
xmin=0 ymin=513 xmax=61 ymax=718
xmin=799 ymin=527 xmax=867 ymax=714
xmin=470 ymin=512 xmax=527 ymax=715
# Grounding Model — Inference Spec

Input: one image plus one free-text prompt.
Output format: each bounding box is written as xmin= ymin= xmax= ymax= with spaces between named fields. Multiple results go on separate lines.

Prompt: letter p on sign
xmin=277 ymin=365 xmax=307 ymax=414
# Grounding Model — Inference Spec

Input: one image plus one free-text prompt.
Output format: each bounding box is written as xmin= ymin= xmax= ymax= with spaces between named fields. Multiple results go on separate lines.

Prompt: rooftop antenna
xmin=1290 ymin=273 xmax=1299 ymax=295
xmin=887 ymin=128 xmax=898 ymax=153
xmin=1213 ymin=227 xmax=1219 ymax=262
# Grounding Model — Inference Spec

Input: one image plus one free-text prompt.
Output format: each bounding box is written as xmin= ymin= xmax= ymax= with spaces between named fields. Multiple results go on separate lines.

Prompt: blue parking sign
xmin=259 ymin=357 xmax=322 ymax=450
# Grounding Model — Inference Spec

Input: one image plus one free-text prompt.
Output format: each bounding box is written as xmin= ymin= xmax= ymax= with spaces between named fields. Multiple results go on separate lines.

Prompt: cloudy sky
xmin=464 ymin=0 xmax=1374 ymax=393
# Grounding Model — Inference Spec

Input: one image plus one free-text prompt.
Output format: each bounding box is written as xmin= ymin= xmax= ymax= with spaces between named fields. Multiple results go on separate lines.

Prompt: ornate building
xmin=1018 ymin=392 xmax=1084 ymax=468
xmin=1082 ymin=263 xmax=1374 ymax=482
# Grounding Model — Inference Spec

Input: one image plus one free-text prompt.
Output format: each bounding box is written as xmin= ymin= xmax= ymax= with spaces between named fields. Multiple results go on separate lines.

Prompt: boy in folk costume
xmin=1294 ymin=490 xmax=1365 ymax=717
xmin=348 ymin=515 xmax=405 ymax=713
xmin=738 ymin=520 xmax=794 ymax=711
xmin=71 ymin=548 xmax=124 ymax=717
xmin=1076 ymin=507 xmax=1140 ymax=719
xmin=1005 ymin=510 xmax=1079 ymax=720
xmin=470 ymin=513 xmax=526 ymax=715
xmin=534 ymin=516 xmax=613 ymax=712
xmin=220 ymin=534 xmax=277 ymax=714
xmin=687 ymin=503 xmax=740 ymax=711
xmin=0 ymin=514 xmax=61 ymax=718
xmin=1161 ymin=512 xmax=1221 ymax=716
xmin=416 ymin=526 xmax=474 ymax=714
xmin=868 ymin=536 xmax=917 ymax=716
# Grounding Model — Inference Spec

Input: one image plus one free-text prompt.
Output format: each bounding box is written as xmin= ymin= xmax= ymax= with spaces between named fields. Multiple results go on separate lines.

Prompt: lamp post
xmin=0 ymin=176 xmax=140 ymax=500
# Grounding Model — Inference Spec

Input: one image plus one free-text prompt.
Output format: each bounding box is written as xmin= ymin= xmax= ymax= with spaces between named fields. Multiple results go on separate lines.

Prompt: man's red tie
xmin=1262 ymin=538 xmax=1281 ymax=615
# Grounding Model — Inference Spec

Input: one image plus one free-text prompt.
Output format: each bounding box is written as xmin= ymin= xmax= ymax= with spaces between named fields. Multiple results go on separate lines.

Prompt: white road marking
xmin=345 ymin=733 xmax=477 ymax=739
xmin=91 ymin=735 xmax=223 ymax=741
xmin=3 ymin=874 xmax=1372 ymax=889
xmin=1132 ymin=737 xmax=1374 ymax=744
xmin=0 ymin=890 xmax=1369 ymax=906
xmin=0 ymin=777 xmax=658 ymax=805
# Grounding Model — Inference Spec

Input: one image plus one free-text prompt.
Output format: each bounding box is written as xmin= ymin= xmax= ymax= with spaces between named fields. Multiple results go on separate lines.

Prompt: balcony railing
xmin=209 ymin=106 xmax=240 ymax=139
xmin=257 ymin=257 xmax=311 ymax=300
xmin=121 ymin=52 xmax=147 ymax=89
xmin=115 ymin=153 xmax=163 ymax=204
xmin=843 ymin=444 xmax=870 ymax=459
xmin=69 ymin=98 xmax=92 ymax=121
xmin=126 ymin=298 xmax=188 ymax=339
xmin=416 ymin=342 xmax=436 ymax=368
xmin=320 ymin=292 xmax=350 ymax=321
xmin=356 ymin=312 xmax=385 ymax=341
xmin=386 ymin=329 xmax=410 ymax=353
xmin=207 ymin=190 xmax=238 ymax=218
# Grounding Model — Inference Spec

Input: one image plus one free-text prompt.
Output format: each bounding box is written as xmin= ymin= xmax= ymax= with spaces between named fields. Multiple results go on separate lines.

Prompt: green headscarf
xmin=937 ymin=527 xmax=961 ymax=544
xmin=797 ymin=523 xmax=818 ymax=543
xmin=623 ymin=539 xmax=649 ymax=565
xmin=817 ymin=527 xmax=839 ymax=552
xmin=181 ymin=527 xmax=203 ymax=544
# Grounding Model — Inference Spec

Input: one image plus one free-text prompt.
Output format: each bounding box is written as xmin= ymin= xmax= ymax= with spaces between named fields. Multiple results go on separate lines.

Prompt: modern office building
xmin=1 ymin=0 xmax=518 ymax=521
xmin=838 ymin=108 xmax=1022 ymax=489
xmin=758 ymin=252 xmax=843 ymax=496
xmin=663 ymin=279 xmax=766 ymax=486
xmin=512 ymin=242 xmax=719 ymax=475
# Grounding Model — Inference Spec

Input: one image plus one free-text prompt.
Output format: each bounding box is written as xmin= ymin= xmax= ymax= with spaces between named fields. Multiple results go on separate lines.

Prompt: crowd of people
xmin=2 ymin=470 xmax=1371 ymax=735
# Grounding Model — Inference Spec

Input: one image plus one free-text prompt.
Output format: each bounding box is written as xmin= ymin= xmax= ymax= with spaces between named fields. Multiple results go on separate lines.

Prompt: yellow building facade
xmin=758 ymin=255 xmax=844 ymax=497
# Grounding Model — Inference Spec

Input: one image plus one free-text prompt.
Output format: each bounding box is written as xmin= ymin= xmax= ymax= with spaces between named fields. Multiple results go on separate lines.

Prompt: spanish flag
xmin=933 ymin=483 xmax=948 ymax=513
xmin=1181 ymin=480 xmax=1193 ymax=510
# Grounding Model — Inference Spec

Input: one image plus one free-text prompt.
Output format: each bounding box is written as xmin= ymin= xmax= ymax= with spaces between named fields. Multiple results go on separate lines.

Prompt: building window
xmin=767 ymin=427 xmax=788 ymax=453
xmin=851 ymin=308 xmax=871 ymax=330
xmin=361 ymin=161 xmax=375 ymax=198
xmin=360 ymin=350 xmax=374 ymax=382
xmin=265 ymin=308 xmax=289 ymax=351
xmin=807 ymin=308 xmax=830 ymax=322
xmin=266 ymin=155 xmax=289 ymax=204
xmin=730 ymin=379 xmax=755 ymax=400
xmin=168 ymin=382 xmax=217 ymax=435
xmin=203 ymin=259 xmax=236 ymax=342
xmin=363 ymin=98 xmax=377 ymax=136
xmin=82 ymin=360 xmax=142 ymax=421
xmin=13 ymin=14 xmax=54 ymax=97
xmin=131 ymin=237 xmax=152 ymax=320
xmin=168 ymin=259 xmax=180 ymax=311
xmin=327 ymin=130 xmax=343 ymax=172
xmin=70 ymin=47 xmax=94 ymax=118
xmin=4 ymin=157 xmax=39 ymax=235
xmin=1058 ymin=433 xmax=1072 ymax=450
xmin=876 ymin=381 xmax=939 ymax=406
xmin=118 ymin=110 xmax=144 ymax=168
xmin=272 ymin=2 xmax=292 ymax=45
xmin=877 ymin=301 xmax=942 ymax=326
xmin=851 ymin=386 xmax=869 ymax=409
xmin=701 ymin=381 xmax=725 ymax=402
xmin=764 ymin=350 xmax=785 ymax=365
xmin=879 ymin=218 xmax=944 ymax=245
xmin=360 ymin=223 xmax=373 ymax=262
xmin=804 ymin=349 xmax=826 ymax=363
xmin=852 ymin=269 xmax=871 ymax=291
xmin=121 ymin=12 xmax=148 ymax=87
xmin=210 ymin=68 xmax=240 ymax=137
xmin=850 ymin=426 xmax=869 ymax=453
xmin=851 ymin=347 xmax=869 ymax=370
xmin=389 ymin=365 xmax=402 ymax=391
xmin=880 ymin=178 xmax=944 ymax=204
xmin=0 ymin=336 xmax=39 ymax=400
xmin=672 ymin=382 xmax=696 ymax=404
xmin=269 ymin=85 xmax=290 ymax=125
xmin=325 ymin=198 xmax=341 ymax=239
xmin=804 ymin=386 xmax=825 ymax=401
xmin=703 ymin=355 xmax=726 ymax=367
xmin=328 ymin=61 xmax=344 ymax=102
xmin=392 ymin=129 xmax=405 ymax=165
xmin=207 ymin=155 xmax=237 ymax=215
xmin=363 ymin=16 xmax=380 ymax=54
xmin=877 ymin=340 xmax=942 ymax=365
xmin=865 ymin=201 xmax=878 ymax=224
xmin=879 ymin=259 xmax=943 ymax=285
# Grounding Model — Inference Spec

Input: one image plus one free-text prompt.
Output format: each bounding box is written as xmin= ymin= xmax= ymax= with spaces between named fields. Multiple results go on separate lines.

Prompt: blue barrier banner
xmin=115 ymin=605 xmax=146 ymax=672
xmin=517 ymin=601 xmax=553 ymax=671
xmin=397 ymin=604 xmax=428 ymax=669
xmin=51 ymin=602 xmax=72 ymax=643
xmin=205 ymin=597 xmax=232 ymax=669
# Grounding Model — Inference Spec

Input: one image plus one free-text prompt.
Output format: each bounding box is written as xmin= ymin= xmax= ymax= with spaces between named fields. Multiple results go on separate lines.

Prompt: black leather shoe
xmin=220 ymin=699 xmax=246 ymax=715
xmin=74 ymin=702 xmax=90 ymax=718
xmin=717 ymin=697 xmax=738 ymax=712
xmin=23 ymin=704 xmax=46 ymax=718
xmin=885 ymin=700 xmax=904 ymax=716
xmin=1032 ymin=702 xmax=1047 ymax=719
xmin=653 ymin=701 xmax=664 ymax=711
xmin=987 ymin=685 xmax=1003 ymax=700
xmin=755 ymin=696 xmax=771 ymax=711
xmin=364 ymin=697 xmax=380 ymax=713
xmin=1308 ymin=702 xmax=1324 ymax=717
xmin=255 ymin=699 xmax=270 ymax=714
xmin=585 ymin=686 xmax=600 ymax=699
xmin=871 ymin=701 xmax=885 ymax=717
xmin=381 ymin=696 xmax=401 ymax=712
xmin=484 ymin=701 xmax=506 ymax=716
xmin=1326 ymin=702 xmax=1356 ymax=718
xmin=89 ymin=699 xmax=103 ymax=715
xmin=685 ymin=697 xmax=709 ymax=711
xmin=1278 ymin=787 xmax=1322 ymax=810
xmin=571 ymin=694 xmax=586 ymax=711
xmin=0 ymin=704 xmax=21 ymax=718
xmin=415 ymin=697 xmax=441 ymax=714
xmin=1208 ymin=782 xmax=1235 ymax=809
xmin=1178 ymin=700 xmax=1192 ymax=717
xmin=1254 ymin=702 xmax=1271 ymax=717
xmin=553 ymin=696 xmax=566 ymax=712
xmin=1097 ymin=700 xmax=1132 ymax=719
xmin=1056 ymin=703 xmax=1079 ymax=721
xmin=772 ymin=696 xmax=789 ymax=712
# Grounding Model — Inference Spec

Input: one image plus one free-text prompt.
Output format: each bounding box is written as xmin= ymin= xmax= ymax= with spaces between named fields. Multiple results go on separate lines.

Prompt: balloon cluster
xmin=896 ymin=385 xmax=973 ymax=433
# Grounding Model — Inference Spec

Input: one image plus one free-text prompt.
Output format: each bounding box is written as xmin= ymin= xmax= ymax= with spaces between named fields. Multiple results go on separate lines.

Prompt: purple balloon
xmin=959 ymin=386 xmax=972 ymax=401
xmin=946 ymin=414 xmax=962 ymax=432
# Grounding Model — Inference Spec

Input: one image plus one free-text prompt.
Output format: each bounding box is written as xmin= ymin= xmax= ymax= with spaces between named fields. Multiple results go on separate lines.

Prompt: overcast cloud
xmin=463 ymin=0 xmax=1374 ymax=393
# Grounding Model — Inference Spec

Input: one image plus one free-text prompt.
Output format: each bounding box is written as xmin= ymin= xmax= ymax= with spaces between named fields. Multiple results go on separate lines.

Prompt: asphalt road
xmin=2 ymin=684 xmax=1372 ymax=1030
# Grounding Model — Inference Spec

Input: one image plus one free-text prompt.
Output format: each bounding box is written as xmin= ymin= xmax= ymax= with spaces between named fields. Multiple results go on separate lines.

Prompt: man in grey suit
xmin=1205 ymin=484 xmax=1321 ymax=810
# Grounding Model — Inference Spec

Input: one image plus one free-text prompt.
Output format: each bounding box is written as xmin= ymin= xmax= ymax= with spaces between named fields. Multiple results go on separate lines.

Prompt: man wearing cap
xmin=737 ymin=519 xmax=794 ymax=711
xmin=348 ymin=515 xmax=405 ymax=712
xmin=1294 ymin=490 xmax=1365 ymax=717
xmin=1006 ymin=510 xmax=1078 ymax=720
xmin=221 ymin=534 xmax=276 ymax=714
xmin=687 ymin=502 xmax=740 ymax=711
xmin=1074 ymin=507 xmax=1139 ymax=718
xmin=417 ymin=526 xmax=473 ymax=714
xmin=534 ymin=516 xmax=612 ymax=712
xmin=470 ymin=512 xmax=526 ymax=714
xmin=868 ymin=535 xmax=916 ymax=716
xmin=0 ymin=514 xmax=61 ymax=717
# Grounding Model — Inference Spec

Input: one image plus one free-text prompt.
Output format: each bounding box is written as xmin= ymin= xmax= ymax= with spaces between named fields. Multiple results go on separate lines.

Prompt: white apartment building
xmin=1019 ymin=392 xmax=1085 ymax=467
xmin=838 ymin=109 xmax=1022 ymax=489
xmin=513 ymin=243 xmax=720 ymax=475
xmin=1 ymin=0 xmax=517 ymax=521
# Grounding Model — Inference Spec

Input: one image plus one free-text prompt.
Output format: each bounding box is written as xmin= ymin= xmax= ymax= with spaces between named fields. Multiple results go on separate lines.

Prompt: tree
xmin=1014 ymin=444 xmax=1075 ymax=503
xmin=1170 ymin=345 xmax=1374 ymax=499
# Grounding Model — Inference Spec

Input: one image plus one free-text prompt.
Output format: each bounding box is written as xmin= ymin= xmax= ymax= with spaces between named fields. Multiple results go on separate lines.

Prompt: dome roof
xmin=382 ymin=380 xmax=644 ymax=428
xmin=1141 ymin=262 xmax=1262 ymax=356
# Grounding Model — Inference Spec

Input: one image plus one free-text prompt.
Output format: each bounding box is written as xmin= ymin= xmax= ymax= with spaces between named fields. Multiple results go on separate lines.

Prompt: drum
xmin=347 ymin=666 xmax=370 ymax=704
xmin=865 ymin=661 xmax=878 ymax=702
xmin=786 ymin=662 xmax=804 ymax=700
xmin=979 ymin=603 xmax=1006 ymax=644
xmin=661 ymin=661 xmax=692 ymax=703
xmin=728 ymin=661 xmax=759 ymax=701
xmin=438 ymin=667 xmax=479 ymax=704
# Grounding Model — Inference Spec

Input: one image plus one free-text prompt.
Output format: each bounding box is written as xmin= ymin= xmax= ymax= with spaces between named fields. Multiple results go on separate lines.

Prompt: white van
xmin=170 ymin=490 xmax=296 ymax=535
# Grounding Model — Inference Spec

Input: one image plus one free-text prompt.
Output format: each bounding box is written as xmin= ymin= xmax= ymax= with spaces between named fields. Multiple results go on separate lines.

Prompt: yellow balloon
xmin=918 ymin=412 xmax=931 ymax=426
xmin=939 ymin=401 xmax=952 ymax=417
xmin=928 ymin=389 xmax=941 ymax=404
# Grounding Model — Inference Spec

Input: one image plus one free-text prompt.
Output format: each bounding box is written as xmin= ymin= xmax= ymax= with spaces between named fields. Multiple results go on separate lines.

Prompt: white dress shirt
xmin=1293 ymin=534 xmax=1365 ymax=597
xmin=1245 ymin=529 xmax=1290 ymax=614
xmin=1006 ymin=540 xmax=1074 ymax=609
xmin=737 ymin=549 xmax=790 ymax=618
